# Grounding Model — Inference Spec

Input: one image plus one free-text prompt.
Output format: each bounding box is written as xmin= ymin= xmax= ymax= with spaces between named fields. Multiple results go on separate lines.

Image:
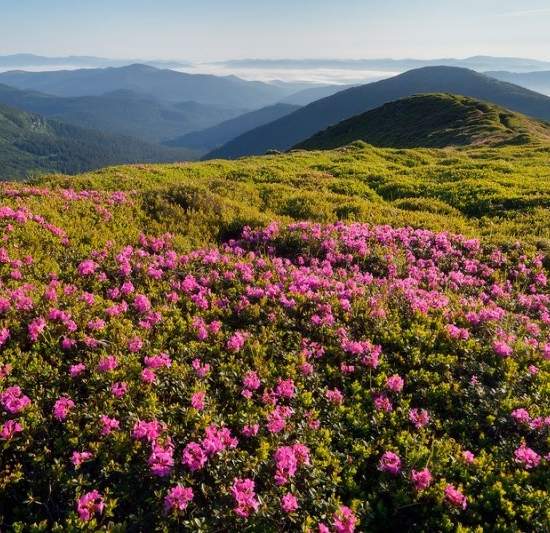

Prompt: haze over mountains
xmin=0 ymin=64 xmax=302 ymax=108
xmin=485 ymin=71 xmax=550 ymax=96
xmin=205 ymin=67 xmax=550 ymax=159
xmin=0 ymin=84 xmax=245 ymax=143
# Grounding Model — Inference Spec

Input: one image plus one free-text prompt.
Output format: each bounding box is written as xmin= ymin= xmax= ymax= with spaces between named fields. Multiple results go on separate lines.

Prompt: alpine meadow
xmin=0 ymin=1 xmax=549 ymax=532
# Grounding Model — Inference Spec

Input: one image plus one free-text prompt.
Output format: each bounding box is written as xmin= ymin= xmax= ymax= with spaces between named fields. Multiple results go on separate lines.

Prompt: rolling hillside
xmin=0 ymin=103 xmax=190 ymax=179
xmin=164 ymin=103 xmax=300 ymax=152
xmin=205 ymin=66 xmax=550 ymax=159
xmin=295 ymin=94 xmax=550 ymax=150
xmin=0 ymin=64 xmax=300 ymax=108
xmin=0 ymin=84 xmax=245 ymax=143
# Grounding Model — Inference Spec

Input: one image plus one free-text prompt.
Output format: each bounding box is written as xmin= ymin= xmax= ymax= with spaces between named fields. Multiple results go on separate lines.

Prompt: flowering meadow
xmin=0 ymin=168 xmax=549 ymax=532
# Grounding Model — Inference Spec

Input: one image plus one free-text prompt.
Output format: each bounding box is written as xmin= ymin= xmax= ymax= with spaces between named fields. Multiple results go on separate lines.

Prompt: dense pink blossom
xmin=333 ymin=505 xmax=357 ymax=533
xmin=444 ymin=485 xmax=467 ymax=510
xmin=281 ymin=492 xmax=299 ymax=513
xmin=164 ymin=485 xmax=193 ymax=514
xmin=76 ymin=490 xmax=104 ymax=521
xmin=231 ymin=478 xmax=259 ymax=518
xmin=53 ymin=396 xmax=75 ymax=421
xmin=514 ymin=442 xmax=541 ymax=469
xmin=0 ymin=419 xmax=23 ymax=440
xmin=410 ymin=468 xmax=432 ymax=491
xmin=1 ymin=386 xmax=31 ymax=414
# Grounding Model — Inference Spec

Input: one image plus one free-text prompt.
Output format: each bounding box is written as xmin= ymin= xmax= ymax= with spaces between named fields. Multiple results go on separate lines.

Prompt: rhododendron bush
xmin=0 ymin=184 xmax=549 ymax=531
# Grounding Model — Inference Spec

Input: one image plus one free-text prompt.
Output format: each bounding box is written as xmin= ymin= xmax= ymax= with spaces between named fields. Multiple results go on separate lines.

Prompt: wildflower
xmin=444 ymin=484 xmax=467 ymax=510
xmin=164 ymin=485 xmax=193 ymax=514
xmin=141 ymin=368 xmax=156 ymax=384
xmin=0 ymin=419 xmax=23 ymax=440
xmin=1 ymin=386 xmax=31 ymax=414
xmin=281 ymin=492 xmax=299 ymax=513
xmin=386 ymin=374 xmax=404 ymax=393
xmin=325 ymin=388 xmax=344 ymax=405
xmin=333 ymin=505 xmax=357 ymax=533
xmin=69 ymin=363 xmax=86 ymax=377
xmin=111 ymin=381 xmax=128 ymax=398
xmin=409 ymin=408 xmax=430 ymax=429
xmin=191 ymin=391 xmax=206 ymax=411
xmin=231 ymin=478 xmax=259 ymax=518
xmin=76 ymin=490 xmax=104 ymax=521
xmin=514 ymin=442 xmax=541 ymax=469
xmin=71 ymin=451 xmax=93 ymax=467
xmin=462 ymin=450 xmax=475 ymax=464
xmin=182 ymin=442 xmax=208 ymax=471
xmin=411 ymin=468 xmax=432 ymax=491
xmin=100 ymin=415 xmax=120 ymax=436
xmin=53 ymin=396 xmax=75 ymax=421
xmin=378 ymin=451 xmax=401 ymax=475
xmin=97 ymin=355 xmax=118 ymax=373
xmin=77 ymin=260 xmax=98 ymax=276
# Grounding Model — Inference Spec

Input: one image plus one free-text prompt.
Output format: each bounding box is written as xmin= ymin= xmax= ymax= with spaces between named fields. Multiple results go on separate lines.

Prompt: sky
xmin=1 ymin=0 xmax=550 ymax=61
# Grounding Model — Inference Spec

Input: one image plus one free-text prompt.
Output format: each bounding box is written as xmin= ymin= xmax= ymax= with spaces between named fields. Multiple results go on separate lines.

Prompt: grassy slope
xmin=32 ymin=141 xmax=550 ymax=252
xmin=295 ymin=94 xmax=550 ymax=150
xmin=0 ymin=103 xmax=194 ymax=180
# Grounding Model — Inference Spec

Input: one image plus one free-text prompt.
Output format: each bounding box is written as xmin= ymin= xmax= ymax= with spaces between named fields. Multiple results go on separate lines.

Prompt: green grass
xmin=31 ymin=140 xmax=550 ymax=252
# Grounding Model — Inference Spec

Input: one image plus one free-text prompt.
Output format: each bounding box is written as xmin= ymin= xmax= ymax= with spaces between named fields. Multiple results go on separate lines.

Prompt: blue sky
xmin=1 ymin=0 xmax=549 ymax=60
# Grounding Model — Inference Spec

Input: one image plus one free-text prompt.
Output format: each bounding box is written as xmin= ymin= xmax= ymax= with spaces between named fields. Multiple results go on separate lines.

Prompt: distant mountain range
xmin=486 ymin=71 xmax=550 ymax=96
xmin=221 ymin=56 xmax=550 ymax=72
xmin=0 ymin=54 xmax=190 ymax=69
xmin=205 ymin=66 xmax=550 ymax=159
xmin=164 ymin=103 xmax=300 ymax=152
xmin=279 ymin=85 xmax=355 ymax=105
xmin=0 ymin=64 xmax=302 ymax=108
xmin=0 ymin=103 xmax=190 ymax=180
xmin=295 ymin=93 xmax=550 ymax=151
xmin=0 ymin=84 xmax=245 ymax=143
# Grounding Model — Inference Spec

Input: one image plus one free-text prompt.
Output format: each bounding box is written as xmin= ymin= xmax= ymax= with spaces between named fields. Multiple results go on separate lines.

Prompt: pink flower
xmin=511 ymin=408 xmax=530 ymax=425
xmin=373 ymin=394 xmax=392 ymax=412
xmin=77 ymin=260 xmax=98 ymax=277
xmin=76 ymin=490 xmax=105 ymax=521
xmin=28 ymin=317 xmax=46 ymax=341
xmin=53 ymin=396 xmax=74 ymax=421
xmin=164 ymin=485 xmax=194 ymax=514
xmin=276 ymin=378 xmax=296 ymax=399
xmin=333 ymin=505 xmax=357 ymax=533
xmin=0 ymin=386 xmax=31 ymax=414
xmin=231 ymin=478 xmax=259 ymax=518
xmin=514 ymin=442 xmax=541 ymax=469
xmin=148 ymin=439 xmax=174 ymax=477
xmin=71 ymin=451 xmax=93 ymax=467
xmin=69 ymin=363 xmax=86 ymax=377
xmin=111 ymin=381 xmax=128 ymax=398
xmin=132 ymin=419 xmax=164 ymax=442
xmin=409 ymin=408 xmax=430 ymax=429
xmin=128 ymin=336 xmax=143 ymax=353
xmin=410 ymin=468 xmax=432 ymax=491
xmin=100 ymin=415 xmax=120 ymax=436
xmin=144 ymin=353 xmax=171 ymax=369
xmin=97 ymin=355 xmax=118 ymax=373
xmin=192 ymin=358 xmax=210 ymax=378
xmin=493 ymin=340 xmax=513 ymax=357
xmin=242 ymin=424 xmax=259 ymax=437
xmin=191 ymin=391 xmax=206 ymax=411
xmin=0 ymin=419 xmax=23 ymax=440
xmin=325 ymin=388 xmax=344 ymax=405
xmin=133 ymin=294 xmax=152 ymax=314
xmin=386 ymin=374 xmax=404 ymax=393
xmin=462 ymin=450 xmax=475 ymax=464
xmin=141 ymin=368 xmax=156 ymax=384
xmin=444 ymin=484 xmax=467 ymax=510
xmin=243 ymin=370 xmax=261 ymax=390
xmin=182 ymin=442 xmax=208 ymax=471
xmin=281 ymin=492 xmax=299 ymax=513
xmin=227 ymin=331 xmax=248 ymax=353
xmin=378 ymin=451 xmax=401 ymax=475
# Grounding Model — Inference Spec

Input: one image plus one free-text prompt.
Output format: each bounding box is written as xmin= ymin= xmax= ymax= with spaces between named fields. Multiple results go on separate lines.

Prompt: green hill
xmin=295 ymin=94 xmax=550 ymax=150
xmin=0 ymin=103 xmax=191 ymax=179
xmin=205 ymin=66 xmax=550 ymax=159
